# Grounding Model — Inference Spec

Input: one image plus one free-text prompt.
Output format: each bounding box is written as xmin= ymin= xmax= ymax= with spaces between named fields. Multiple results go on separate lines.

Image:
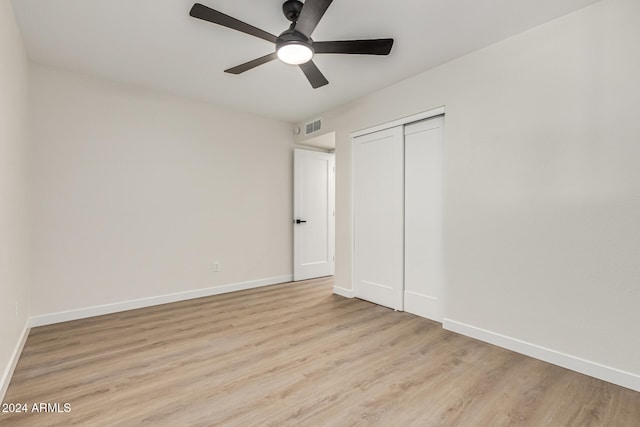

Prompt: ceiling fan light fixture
xmin=189 ymin=1 xmax=394 ymax=88
xmin=277 ymin=41 xmax=313 ymax=65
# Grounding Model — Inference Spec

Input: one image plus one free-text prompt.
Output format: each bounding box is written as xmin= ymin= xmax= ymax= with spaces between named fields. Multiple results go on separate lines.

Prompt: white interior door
xmin=353 ymin=126 xmax=404 ymax=310
xmin=404 ymin=116 xmax=444 ymax=321
xmin=293 ymin=149 xmax=335 ymax=281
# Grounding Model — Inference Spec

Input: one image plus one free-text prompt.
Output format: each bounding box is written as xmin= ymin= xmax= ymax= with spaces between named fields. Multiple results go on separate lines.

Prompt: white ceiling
xmin=12 ymin=0 xmax=599 ymax=123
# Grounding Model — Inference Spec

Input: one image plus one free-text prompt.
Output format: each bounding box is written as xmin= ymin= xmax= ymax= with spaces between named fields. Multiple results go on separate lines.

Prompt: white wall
xmin=296 ymin=0 xmax=640 ymax=386
xmin=0 ymin=0 xmax=31 ymax=398
xmin=30 ymin=64 xmax=295 ymax=318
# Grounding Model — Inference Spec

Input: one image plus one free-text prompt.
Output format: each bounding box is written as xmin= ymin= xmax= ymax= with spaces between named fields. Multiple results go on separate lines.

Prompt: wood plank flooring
xmin=1 ymin=277 xmax=639 ymax=426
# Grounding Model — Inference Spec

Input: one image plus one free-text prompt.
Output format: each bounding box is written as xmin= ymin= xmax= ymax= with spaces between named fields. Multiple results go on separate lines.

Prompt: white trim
xmin=350 ymin=130 xmax=356 ymax=303
xmin=1 ymin=321 xmax=30 ymax=402
xmin=351 ymin=106 xmax=445 ymax=138
xmin=30 ymin=275 xmax=293 ymax=327
xmin=443 ymin=318 xmax=640 ymax=392
xmin=333 ymin=285 xmax=354 ymax=298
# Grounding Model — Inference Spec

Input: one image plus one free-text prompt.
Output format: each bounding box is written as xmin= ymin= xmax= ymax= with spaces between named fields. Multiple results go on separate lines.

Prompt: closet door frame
xmin=350 ymin=106 xmax=445 ymax=313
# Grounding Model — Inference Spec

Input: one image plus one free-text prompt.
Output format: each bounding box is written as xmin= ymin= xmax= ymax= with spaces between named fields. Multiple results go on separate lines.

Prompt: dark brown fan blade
xmin=224 ymin=52 xmax=278 ymax=74
xmin=190 ymin=3 xmax=278 ymax=44
xmin=299 ymin=60 xmax=329 ymax=89
xmin=314 ymin=39 xmax=394 ymax=55
xmin=294 ymin=0 xmax=333 ymax=38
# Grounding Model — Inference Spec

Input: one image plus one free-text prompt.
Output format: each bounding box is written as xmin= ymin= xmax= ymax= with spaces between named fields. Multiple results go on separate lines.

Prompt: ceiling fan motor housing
xmin=277 ymin=27 xmax=314 ymax=54
xmin=278 ymin=0 xmax=313 ymax=55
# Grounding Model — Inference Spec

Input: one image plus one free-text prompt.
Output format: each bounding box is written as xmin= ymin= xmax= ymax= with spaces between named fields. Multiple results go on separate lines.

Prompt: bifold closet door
xmin=404 ymin=116 xmax=444 ymax=321
xmin=353 ymin=126 xmax=404 ymax=311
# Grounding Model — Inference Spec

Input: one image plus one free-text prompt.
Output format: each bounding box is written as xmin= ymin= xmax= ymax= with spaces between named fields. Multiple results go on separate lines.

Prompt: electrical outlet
xmin=213 ymin=261 xmax=220 ymax=273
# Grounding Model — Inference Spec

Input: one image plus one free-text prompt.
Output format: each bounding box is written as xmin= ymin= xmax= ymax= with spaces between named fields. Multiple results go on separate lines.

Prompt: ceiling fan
xmin=189 ymin=0 xmax=394 ymax=89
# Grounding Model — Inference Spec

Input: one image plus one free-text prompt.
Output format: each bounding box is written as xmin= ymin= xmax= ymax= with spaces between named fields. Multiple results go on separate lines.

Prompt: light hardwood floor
xmin=1 ymin=277 xmax=639 ymax=426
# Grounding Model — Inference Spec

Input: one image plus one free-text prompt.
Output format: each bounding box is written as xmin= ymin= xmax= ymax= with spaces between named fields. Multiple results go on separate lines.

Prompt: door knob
xmin=295 ymin=219 xmax=307 ymax=224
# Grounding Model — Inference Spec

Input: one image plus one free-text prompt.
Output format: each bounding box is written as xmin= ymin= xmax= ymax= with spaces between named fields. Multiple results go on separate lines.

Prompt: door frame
xmin=350 ymin=106 xmax=445 ymax=307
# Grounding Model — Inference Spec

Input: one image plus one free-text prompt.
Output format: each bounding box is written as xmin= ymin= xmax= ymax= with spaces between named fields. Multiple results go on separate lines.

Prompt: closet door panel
xmin=353 ymin=126 xmax=404 ymax=310
xmin=404 ymin=116 xmax=444 ymax=321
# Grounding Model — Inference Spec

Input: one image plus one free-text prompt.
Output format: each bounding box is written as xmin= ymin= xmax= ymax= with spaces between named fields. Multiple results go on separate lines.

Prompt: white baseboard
xmin=1 ymin=321 xmax=30 ymax=403
xmin=333 ymin=285 xmax=354 ymax=298
xmin=404 ymin=290 xmax=442 ymax=323
xmin=443 ymin=318 xmax=640 ymax=392
xmin=30 ymin=275 xmax=293 ymax=327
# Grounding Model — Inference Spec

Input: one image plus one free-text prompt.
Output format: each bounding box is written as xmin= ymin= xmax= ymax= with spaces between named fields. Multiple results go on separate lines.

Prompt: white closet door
xmin=404 ymin=116 xmax=444 ymax=321
xmin=353 ymin=126 xmax=404 ymax=310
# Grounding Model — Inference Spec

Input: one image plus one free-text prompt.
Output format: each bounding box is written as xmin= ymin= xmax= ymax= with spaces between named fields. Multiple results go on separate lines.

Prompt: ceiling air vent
xmin=305 ymin=118 xmax=322 ymax=136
